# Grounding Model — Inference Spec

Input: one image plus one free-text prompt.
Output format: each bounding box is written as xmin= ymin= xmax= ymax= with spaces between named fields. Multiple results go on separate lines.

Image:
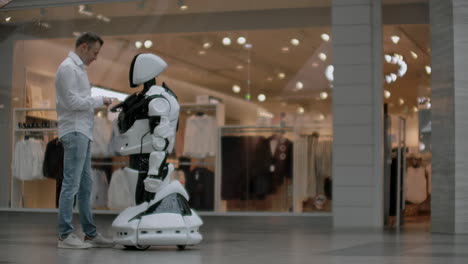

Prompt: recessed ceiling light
xmin=144 ymin=40 xmax=153 ymax=48
xmin=321 ymin=33 xmax=330 ymax=42
xmin=236 ymin=65 xmax=244 ymax=70
xmin=266 ymin=77 xmax=273 ymax=81
xmin=278 ymin=72 xmax=286 ymax=79
xmin=399 ymin=98 xmax=405 ymax=105
xmin=425 ymin=65 xmax=431 ymax=74
xmin=320 ymin=92 xmax=328 ymax=100
xmin=319 ymin=53 xmax=327 ymax=61
xmin=413 ymin=106 xmax=419 ymax=112
xmin=312 ymin=62 xmax=319 ymax=68
xmin=222 ymin=37 xmax=231 ymax=46
xmin=232 ymin=85 xmax=241 ymax=93
xmin=410 ymin=50 xmax=418 ymax=59
xmin=384 ymin=90 xmax=391 ymax=99
xmin=281 ymin=47 xmax=290 ymax=53
xmin=237 ymin=37 xmax=246 ymax=45
xmin=198 ymin=50 xmax=206 ymax=55
xmin=203 ymin=42 xmax=212 ymax=49
xmin=258 ymin=94 xmax=266 ymax=102
xmin=135 ymin=41 xmax=143 ymax=49
xmin=290 ymin=38 xmax=300 ymax=46
xmin=318 ymin=114 xmax=325 ymax=120
xmin=244 ymin=43 xmax=253 ymax=49
xmin=297 ymin=107 xmax=305 ymax=114
xmin=180 ymin=5 xmax=188 ymax=10
xmin=325 ymin=65 xmax=334 ymax=82
xmin=5 ymin=16 xmax=11 ymax=22
xmin=295 ymin=81 xmax=304 ymax=90
xmin=384 ymin=54 xmax=392 ymax=63
xmin=390 ymin=73 xmax=397 ymax=82
xmin=391 ymin=35 xmax=400 ymax=44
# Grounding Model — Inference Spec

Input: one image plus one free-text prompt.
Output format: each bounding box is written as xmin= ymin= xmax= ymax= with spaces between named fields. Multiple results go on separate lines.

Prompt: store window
xmin=1 ymin=0 xmax=333 ymax=213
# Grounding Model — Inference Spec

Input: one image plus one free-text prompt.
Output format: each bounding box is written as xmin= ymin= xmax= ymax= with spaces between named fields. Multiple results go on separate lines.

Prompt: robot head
xmin=129 ymin=53 xmax=168 ymax=88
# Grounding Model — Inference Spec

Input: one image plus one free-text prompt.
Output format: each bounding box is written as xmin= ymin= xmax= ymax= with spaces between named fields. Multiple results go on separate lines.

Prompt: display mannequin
xmin=109 ymin=53 xmax=202 ymax=250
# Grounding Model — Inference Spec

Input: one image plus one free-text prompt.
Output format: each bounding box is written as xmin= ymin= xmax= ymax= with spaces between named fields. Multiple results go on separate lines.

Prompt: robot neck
xmin=142 ymin=79 xmax=156 ymax=94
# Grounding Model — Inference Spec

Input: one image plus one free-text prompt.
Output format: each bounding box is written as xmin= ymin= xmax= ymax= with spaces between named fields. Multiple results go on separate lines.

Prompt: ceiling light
xmin=232 ymin=85 xmax=241 ymax=93
xmin=390 ymin=73 xmax=397 ymax=82
xmin=78 ymin=5 xmax=93 ymax=16
xmin=278 ymin=72 xmax=286 ymax=79
xmin=384 ymin=54 xmax=392 ymax=63
xmin=295 ymin=81 xmax=304 ymax=90
xmin=426 ymin=101 xmax=431 ymax=109
xmin=135 ymin=41 xmax=143 ymax=49
xmin=425 ymin=65 xmax=431 ymax=74
xmin=297 ymin=107 xmax=305 ymax=114
xmin=384 ymin=90 xmax=391 ymax=99
xmin=203 ymin=42 xmax=212 ymax=49
xmin=321 ymin=33 xmax=330 ymax=42
xmin=312 ymin=62 xmax=319 ymax=68
xmin=281 ymin=47 xmax=290 ymax=53
xmin=290 ymin=38 xmax=300 ymax=46
xmin=198 ymin=50 xmax=206 ymax=55
xmin=320 ymin=92 xmax=328 ymax=100
xmin=144 ymin=40 xmax=153 ymax=48
xmin=222 ymin=37 xmax=231 ymax=46
xmin=237 ymin=37 xmax=246 ymax=45
xmin=385 ymin=75 xmax=392 ymax=84
xmin=413 ymin=106 xmax=419 ymax=113
xmin=318 ymin=114 xmax=325 ymax=121
xmin=178 ymin=0 xmax=188 ymax=10
xmin=325 ymin=65 xmax=334 ymax=82
xmin=258 ymin=94 xmax=266 ymax=102
xmin=236 ymin=65 xmax=244 ymax=70
xmin=391 ymin=35 xmax=400 ymax=44
xmin=319 ymin=53 xmax=327 ymax=61
xmin=399 ymin=98 xmax=405 ymax=105
xmin=244 ymin=43 xmax=253 ymax=49
xmin=266 ymin=77 xmax=273 ymax=81
xmin=410 ymin=50 xmax=418 ymax=59
xmin=419 ymin=142 xmax=426 ymax=151
xmin=5 ymin=16 xmax=11 ymax=22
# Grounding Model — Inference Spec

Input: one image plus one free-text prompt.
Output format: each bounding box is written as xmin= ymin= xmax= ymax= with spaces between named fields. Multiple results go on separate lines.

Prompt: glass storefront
xmin=0 ymin=1 xmax=333 ymax=213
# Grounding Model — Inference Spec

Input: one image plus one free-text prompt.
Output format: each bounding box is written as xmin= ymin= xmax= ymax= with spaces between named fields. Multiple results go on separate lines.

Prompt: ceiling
xmin=1 ymin=0 xmax=431 ymax=118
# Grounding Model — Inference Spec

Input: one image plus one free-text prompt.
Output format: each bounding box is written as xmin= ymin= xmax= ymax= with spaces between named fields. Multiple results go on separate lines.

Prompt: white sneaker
xmin=58 ymin=233 xmax=92 ymax=249
xmin=84 ymin=233 xmax=114 ymax=248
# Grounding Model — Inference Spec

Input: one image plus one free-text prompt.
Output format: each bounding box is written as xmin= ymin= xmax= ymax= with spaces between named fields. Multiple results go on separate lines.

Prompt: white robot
xmin=110 ymin=53 xmax=203 ymax=250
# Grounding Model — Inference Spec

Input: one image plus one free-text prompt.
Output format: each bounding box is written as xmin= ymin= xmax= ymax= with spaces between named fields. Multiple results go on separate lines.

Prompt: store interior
xmin=3 ymin=1 xmax=431 ymax=223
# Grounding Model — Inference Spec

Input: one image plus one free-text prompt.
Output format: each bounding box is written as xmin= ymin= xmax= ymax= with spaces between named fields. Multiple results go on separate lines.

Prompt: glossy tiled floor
xmin=0 ymin=212 xmax=467 ymax=264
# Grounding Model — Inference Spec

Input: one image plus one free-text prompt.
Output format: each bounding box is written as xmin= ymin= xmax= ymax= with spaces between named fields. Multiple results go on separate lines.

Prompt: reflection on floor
xmin=1 ymin=211 xmax=467 ymax=264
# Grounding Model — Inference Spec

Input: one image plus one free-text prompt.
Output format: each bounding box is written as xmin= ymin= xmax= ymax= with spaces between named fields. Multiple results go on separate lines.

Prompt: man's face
xmin=79 ymin=42 xmax=102 ymax=66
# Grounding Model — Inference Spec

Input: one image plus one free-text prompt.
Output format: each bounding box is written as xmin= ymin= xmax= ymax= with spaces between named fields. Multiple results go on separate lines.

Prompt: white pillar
xmin=332 ymin=0 xmax=384 ymax=228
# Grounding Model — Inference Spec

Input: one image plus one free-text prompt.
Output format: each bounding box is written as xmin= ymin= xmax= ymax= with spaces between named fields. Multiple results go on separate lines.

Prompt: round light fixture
xmin=391 ymin=35 xmax=400 ymax=44
xmin=413 ymin=106 xmax=419 ymax=113
xmin=325 ymin=65 xmax=334 ymax=82
xmin=384 ymin=90 xmax=391 ymax=99
xmin=244 ymin=43 xmax=253 ymax=49
xmin=144 ymin=40 xmax=153 ymax=48
xmin=258 ymin=94 xmax=266 ymax=102
xmin=290 ymin=38 xmax=300 ymax=46
xmin=318 ymin=114 xmax=325 ymax=121
xmin=198 ymin=50 xmax=206 ymax=55
xmin=399 ymin=98 xmax=405 ymax=105
xmin=297 ymin=107 xmax=305 ymax=114
xmin=232 ymin=85 xmax=241 ymax=93
xmin=410 ymin=50 xmax=418 ymax=59
xmin=5 ymin=16 xmax=11 ymax=22
xmin=237 ymin=37 xmax=246 ymax=45
xmin=295 ymin=81 xmax=304 ymax=90
xmin=236 ymin=65 xmax=244 ymax=70
xmin=425 ymin=65 xmax=431 ymax=75
xmin=278 ymin=72 xmax=286 ymax=79
xmin=319 ymin=53 xmax=327 ymax=61
xmin=321 ymin=33 xmax=330 ymax=42
xmin=203 ymin=42 xmax=212 ymax=49
xmin=281 ymin=47 xmax=290 ymax=53
xmin=179 ymin=4 xmax=188 ymax=10
xmin=222 ymin=37 xmax=231 ymax=46
xmin=135 ymin=41 xmax=143 ymax=49
xmin=320 ymin=92 xmax=328 ymax=100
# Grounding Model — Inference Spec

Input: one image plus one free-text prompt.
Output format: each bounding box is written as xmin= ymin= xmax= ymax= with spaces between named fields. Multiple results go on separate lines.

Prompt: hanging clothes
xmin=42 ymin=137 xmax=64 ymax=180
xmin=92 ymin=115 xmax=113 ymax=157
xmin=405 ymin=166 xmax=428 ymax=204
xmin=183 ymin=114 xmax=217 ymax=158
xmin=315 ymin=140 xmax=332 ymax=195
xmin=12 ymin=138 xmax=45 ymax=181
xmin=107 ymin=168 xmax=138 ymax=210
xmin=91 ymin=169 xmax=109 ymax=209
xmin=186 ymin=167 xmax=214 ymax=210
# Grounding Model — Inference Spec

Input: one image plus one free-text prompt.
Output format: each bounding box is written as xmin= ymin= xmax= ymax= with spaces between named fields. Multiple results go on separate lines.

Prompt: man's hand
xmin=103 ymin=97 xmax=112 ymax=106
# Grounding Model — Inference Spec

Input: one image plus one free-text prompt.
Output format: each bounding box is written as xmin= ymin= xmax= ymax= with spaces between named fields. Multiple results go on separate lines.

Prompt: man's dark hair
xmin=75 ymin=32 xmax=104 ymax=48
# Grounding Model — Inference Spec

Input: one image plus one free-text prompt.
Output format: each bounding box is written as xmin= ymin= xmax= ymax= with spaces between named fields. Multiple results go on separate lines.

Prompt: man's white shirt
xmin=55 ymin=51 xmax=104 ymax=140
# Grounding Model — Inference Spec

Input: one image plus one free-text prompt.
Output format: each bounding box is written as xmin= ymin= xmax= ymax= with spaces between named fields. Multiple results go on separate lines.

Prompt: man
xmin=55 ymin=32 xmax=113 ymax=249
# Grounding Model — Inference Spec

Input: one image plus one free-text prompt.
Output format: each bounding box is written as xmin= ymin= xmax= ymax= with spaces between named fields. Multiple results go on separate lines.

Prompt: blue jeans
xmin=58 ymin=132 xmax=97 ymax=239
